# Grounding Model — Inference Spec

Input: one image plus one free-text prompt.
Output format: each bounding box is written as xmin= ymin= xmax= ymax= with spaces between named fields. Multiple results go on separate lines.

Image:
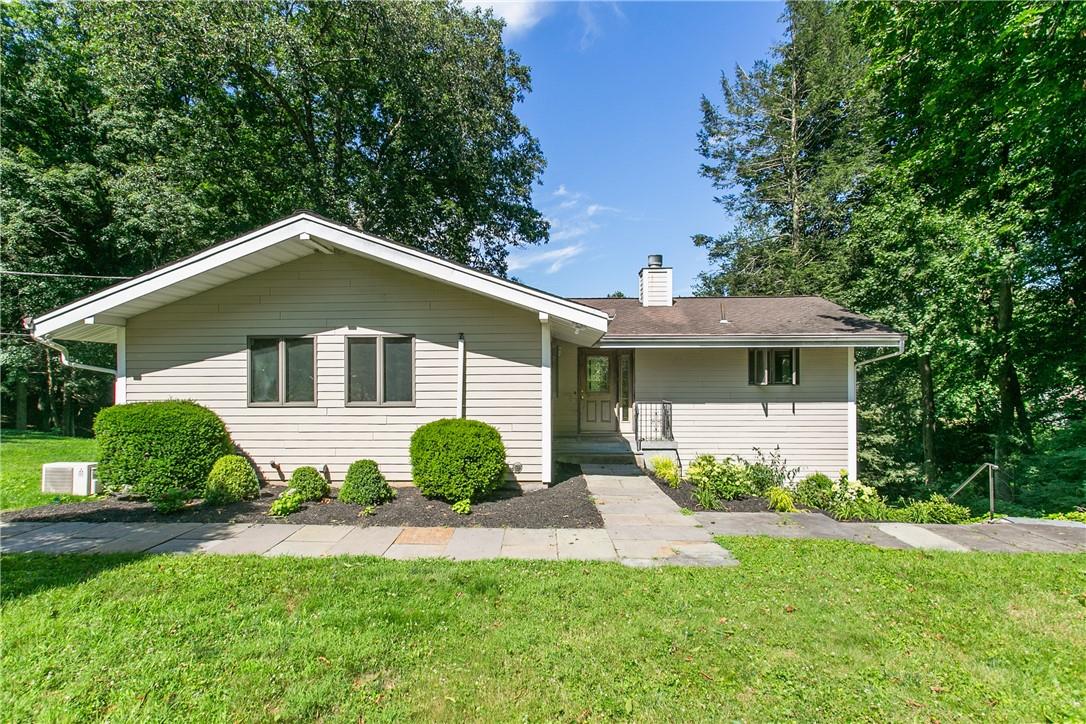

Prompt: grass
xmin=0 ymin=430 xmax=98 ymax=511
xmin=2 ymin=539 xmax=1083 ymax=721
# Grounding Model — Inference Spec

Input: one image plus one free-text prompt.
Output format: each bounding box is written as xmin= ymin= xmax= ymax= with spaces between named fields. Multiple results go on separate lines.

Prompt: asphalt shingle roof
xmin=569 ymin=296 xmax=900 ymax=339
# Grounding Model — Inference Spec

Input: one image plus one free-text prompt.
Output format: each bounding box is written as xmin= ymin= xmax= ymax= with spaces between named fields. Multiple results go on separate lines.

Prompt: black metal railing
xmin=634 ymin=400 xmax=673 ymax=451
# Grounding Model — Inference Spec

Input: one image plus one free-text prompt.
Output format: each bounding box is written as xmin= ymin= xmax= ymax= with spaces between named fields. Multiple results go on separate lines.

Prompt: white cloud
xmin=576 ymin=1 xmax=625 ymax=50
xmin=467 ymin=1 xmax=551 ymax=35
xmin=507 ymin=243 xmax=585 ymax=274
xmin=585 ymin=203 xmax=618 ymax=217
xmin=552 ymin=184 xmax=570 ymax=197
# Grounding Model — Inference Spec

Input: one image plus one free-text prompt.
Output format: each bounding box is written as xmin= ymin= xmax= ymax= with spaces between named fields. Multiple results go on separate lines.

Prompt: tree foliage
xmin=1 ymin=0 xmax=547 ymax=432
xmin=695 ymin=0 xmax=1085 ymax=505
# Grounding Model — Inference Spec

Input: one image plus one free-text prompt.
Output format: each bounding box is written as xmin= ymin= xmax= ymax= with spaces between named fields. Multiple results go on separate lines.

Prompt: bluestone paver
xmin=92 ymin=523 xmax=203 ymax=553
xmin=556 ymin=528 xmax=617 ymax=561
xmin=500 ymin=528 xmax=558 ymax=560
xmin=266 ymin=540 xmax=337 ymax=557
xmin=446 ymin=528 xmax=505 ymax=560
xmin=385 ymin=543 xmax=448 ymax=560
xmin=286 ymin=525 xmax=353 ymax=543
xmin=326 ymin=526 xmax=401 ymax=556
xmin=208 ymin=524 xmax=300 ymax=554
xmin=875 ymin=523 xmax=969 ymax=552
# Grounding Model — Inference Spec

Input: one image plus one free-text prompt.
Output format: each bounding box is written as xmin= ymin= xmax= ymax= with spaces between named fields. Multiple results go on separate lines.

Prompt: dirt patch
xmin=1 ymin=463 xmax=603 ymax=529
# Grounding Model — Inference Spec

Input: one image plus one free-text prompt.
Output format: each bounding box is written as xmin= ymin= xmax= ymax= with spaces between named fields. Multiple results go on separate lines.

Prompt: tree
xmin=693 ymin=0 xmax=873 ymax=296
xmin=1 ymin=0 xmax=548 ymax=430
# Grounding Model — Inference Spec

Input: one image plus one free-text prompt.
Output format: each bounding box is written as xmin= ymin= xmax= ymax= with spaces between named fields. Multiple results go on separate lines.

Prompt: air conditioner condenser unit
xmin=41 ymin=462 xmax=99 ymax=496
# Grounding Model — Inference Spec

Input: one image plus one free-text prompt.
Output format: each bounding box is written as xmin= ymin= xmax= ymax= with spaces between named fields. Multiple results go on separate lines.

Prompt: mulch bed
xmin=647 ymin=470 xmax=817 ymax=514
xmin=1 ymin=463 xmax=603 ymax=529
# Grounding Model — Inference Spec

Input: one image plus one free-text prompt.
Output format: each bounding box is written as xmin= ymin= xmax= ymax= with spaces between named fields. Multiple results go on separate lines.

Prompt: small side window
xmin=748 ymin=348 xmax=799 ymax=386
xmin=345 ymin=335 xmax=414 ymax=406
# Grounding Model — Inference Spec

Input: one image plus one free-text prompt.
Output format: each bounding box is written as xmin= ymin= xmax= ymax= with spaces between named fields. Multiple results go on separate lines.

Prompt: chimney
xmin=638 ymin=254 xmax=673 ymax=307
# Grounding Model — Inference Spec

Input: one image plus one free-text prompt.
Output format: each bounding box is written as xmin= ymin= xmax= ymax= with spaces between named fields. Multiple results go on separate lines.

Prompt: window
xmin=586 ymin=354 xmax=610 ymax=393
xmin=346 ymin=335 xmax=415 ymax=405
xmin=748 ymin=348 xmax=800 ymax=386
xmin=249 ymin=337 xmax=315 ymax=405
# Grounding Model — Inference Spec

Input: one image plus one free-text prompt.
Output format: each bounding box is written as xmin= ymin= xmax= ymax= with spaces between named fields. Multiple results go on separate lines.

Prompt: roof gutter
xmin=21 ymin=318 xmax=117 ymax=375
xmin=855 ymin=336 xmax=906 ymax=369
xmin=596 ymin=333 xmax=905 ymax=349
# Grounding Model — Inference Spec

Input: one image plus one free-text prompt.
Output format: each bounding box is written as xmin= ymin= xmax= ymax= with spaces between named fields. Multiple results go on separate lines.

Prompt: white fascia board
xmin=305 ymin=218 xmax=609 ymax=332
xmin=595 ymin=334 xmax=905 ymax=349
xmin=32 ymin=213 xmax=610 ymax=337
xmin=32 ymin=216 xmax=312 ymax=337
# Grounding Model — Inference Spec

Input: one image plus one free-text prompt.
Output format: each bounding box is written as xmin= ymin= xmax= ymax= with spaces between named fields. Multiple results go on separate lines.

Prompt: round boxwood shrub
xmin=410 ymin=418 xmax=506 ymax=503
xmin=290 ymin=465 xmax=329 ymax=501
xmin=339 ymin=459 xmax=395 ymax=506
xmin=93 ymin=400 xmax=232 ymax=501
xmin=205 ymin=454 xmax=260 ymax=506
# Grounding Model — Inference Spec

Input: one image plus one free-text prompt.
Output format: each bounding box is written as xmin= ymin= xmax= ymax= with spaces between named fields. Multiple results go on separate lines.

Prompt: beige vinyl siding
xmin=125 ymin=252 xmax=542 ymax=483
xmin=635 ymin=347 xmax=848 ymax=477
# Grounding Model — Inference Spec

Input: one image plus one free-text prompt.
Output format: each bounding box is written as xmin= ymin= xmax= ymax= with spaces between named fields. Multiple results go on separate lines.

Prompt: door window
xmin=586 ymin=355 xmax=610 ymax=393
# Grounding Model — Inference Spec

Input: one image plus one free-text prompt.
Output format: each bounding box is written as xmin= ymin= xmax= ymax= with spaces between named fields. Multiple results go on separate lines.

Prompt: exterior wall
xmin=634 ymin=347 xmax=849 ymax=477
xmin=125 ymin=252 xmax=542 ymax=483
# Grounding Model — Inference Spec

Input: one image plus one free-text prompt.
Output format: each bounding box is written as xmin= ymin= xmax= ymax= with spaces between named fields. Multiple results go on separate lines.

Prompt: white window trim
xmin=749 ymin=347 xmax=800 ymax=386
xmin=344 ymin=334 xmax=416 ymax=407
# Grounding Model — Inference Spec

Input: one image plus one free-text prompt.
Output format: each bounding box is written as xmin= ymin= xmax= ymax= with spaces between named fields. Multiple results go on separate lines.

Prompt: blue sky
xmin=479 ymin=1 xmax=786 ymax=297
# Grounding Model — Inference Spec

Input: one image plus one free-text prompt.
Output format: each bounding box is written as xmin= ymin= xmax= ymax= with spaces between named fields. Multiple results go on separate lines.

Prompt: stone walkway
xmin=2 ymin=465 xmax=1081 ymax=562
xmin=696 ymin=511 xmax=1086 ymax=553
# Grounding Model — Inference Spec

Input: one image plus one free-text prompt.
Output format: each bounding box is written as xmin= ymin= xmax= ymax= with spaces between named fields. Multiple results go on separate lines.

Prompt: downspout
xmin=455 ymin=332 xmax=465 ymax=418
xmin=22 ymin=318 xmax=117 ymax=375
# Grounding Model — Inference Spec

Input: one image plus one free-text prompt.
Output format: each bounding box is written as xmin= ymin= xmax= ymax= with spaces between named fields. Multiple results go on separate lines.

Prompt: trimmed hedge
xmin=410 ymin=418 xmax=506 ymax=503
xmin=205 ymin=455 xmax=260 ymax=506
xmin=290 ymin=466 xmax=329 ymax=501
xmin=339 ymin=459 xmax=395 ymax=506
xmin=93 ymin=401 xmax=232 ymax=501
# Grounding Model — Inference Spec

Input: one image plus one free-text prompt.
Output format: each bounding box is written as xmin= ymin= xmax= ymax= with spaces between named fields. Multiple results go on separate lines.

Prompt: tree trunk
xmin=15 ymin=380 xmax=28 ymax=430
xmin=789 ymin=61 xmax=802 ymax=256
xmin=994 ymin=274 xmax=1015 ymax=495
xmin=1008 ymin=364 xmax=1033 ymax=452
xmin=919 ymin=354 xmax=937 ymax=487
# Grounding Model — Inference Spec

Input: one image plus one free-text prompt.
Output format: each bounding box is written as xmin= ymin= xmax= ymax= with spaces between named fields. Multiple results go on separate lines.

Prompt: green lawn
xmin=2 ymin=539 xmax=1082 ymax=722
xmin=0 ymin=430 xmax=98 ymax=511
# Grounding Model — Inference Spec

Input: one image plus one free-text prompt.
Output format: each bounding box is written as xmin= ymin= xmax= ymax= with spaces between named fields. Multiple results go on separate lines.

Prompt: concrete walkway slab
xmin=446 ymin=528 xmax=505 ymax=561
xmin=500 ymin=528 xmax=558 ymax=560
xmin=326 ymin=526 xmax=401 ymax=557
xmin=875 ymin=523 xmax=970 ymax=552
xmin=208 ymin=524 xmax=299 ymax=555
xmin=556 ymin=528 xmax=617 ymax=561
xmin=286 ymin=525 xmax=353 ymax=543
xmin=266 ymin=540 xmax=337 ymax=557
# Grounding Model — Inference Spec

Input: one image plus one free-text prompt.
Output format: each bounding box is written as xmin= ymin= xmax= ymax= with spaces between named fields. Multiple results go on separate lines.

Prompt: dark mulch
xmin=1 ymin=463 xmax=603 ymax=529
xmin=648 ymin=471 xmax=816 ymax=514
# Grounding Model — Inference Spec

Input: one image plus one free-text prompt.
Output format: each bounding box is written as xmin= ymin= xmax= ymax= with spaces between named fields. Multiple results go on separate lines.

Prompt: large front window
xmin=346 ymin=335 xmax=415 ymax=406
xmin=249 ymin=337 xmax=315 ymax=405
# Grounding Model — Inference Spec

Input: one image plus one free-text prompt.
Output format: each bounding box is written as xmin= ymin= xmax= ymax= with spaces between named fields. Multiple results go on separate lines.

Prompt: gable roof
xmin=31 ymin=212 xmax=610 ymax=344
xmin=572 ymin=296 xmax=904 ymax=348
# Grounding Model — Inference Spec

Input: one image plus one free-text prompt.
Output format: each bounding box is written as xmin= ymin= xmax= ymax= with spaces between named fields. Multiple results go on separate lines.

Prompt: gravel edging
xmin=1 ymin=464 xmax=604 ymax=529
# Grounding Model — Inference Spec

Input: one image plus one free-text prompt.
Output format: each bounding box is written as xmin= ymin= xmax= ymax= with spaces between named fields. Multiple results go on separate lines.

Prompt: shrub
xmin=888 ymin=494 xmax=972 ymax=524
xmin=152 ymin=487 xmax=191 ymax=514
xmin=94 ymin=401 xmax=232 ymax=503
xmin=410 ymin=418 xmax=506 ymax=503
xmin=205 ymin=455 xmax=260 ymax=506
xmin=795 ymin=473 xmax=834 ymax=509
xmin=339 ymin=459 xmax=395 ymax=506
xmin=650 ymin=455 xmax=680 ymax=487
xmin=451 ymin=499 xmax=472 ymax=515
xmin=290 ymin=466 xmax=328 ymax=501
xmin=269 ymin=489 xmax=305 ymax=517
xmin=687 ymin=454 xmax=753 ymax=509
xmin=1046 ymin=511 xmax=1086 ymax=524
xmin=766 ymin=486 xmax=796 ymax=512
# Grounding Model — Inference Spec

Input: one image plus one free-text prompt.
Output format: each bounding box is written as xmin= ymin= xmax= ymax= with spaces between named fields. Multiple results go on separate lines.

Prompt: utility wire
xmin=0 ymin=270 xmax=132 ymax=280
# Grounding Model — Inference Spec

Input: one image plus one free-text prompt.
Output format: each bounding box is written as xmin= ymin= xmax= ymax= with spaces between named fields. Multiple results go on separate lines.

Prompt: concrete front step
xmin=556 ymin=453 xmax=638 ymax=466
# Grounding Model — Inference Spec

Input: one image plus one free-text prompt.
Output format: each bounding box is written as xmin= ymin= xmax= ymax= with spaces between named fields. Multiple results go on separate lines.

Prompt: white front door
xmin=580 ymin=351 xmax=616 ymax=433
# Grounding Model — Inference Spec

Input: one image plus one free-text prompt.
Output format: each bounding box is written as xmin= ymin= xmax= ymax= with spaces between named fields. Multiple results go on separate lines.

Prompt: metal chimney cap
xmin=647 ymin=254 xmax=663 ymax=268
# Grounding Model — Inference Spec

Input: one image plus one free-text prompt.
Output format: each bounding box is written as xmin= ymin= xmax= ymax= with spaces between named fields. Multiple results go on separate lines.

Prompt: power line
xmin=0 ymin=270 xmax=132 ymax=280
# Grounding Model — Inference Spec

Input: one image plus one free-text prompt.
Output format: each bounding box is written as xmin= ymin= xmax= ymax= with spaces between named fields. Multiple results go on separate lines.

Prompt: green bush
xmin=151 ymin=487 xmax=191 ymax=514
xmin=410 ymin=418 xmax=506 ymax=503
xmin=205 ymin=455 xmax=260 ymax=506
xmin=290 ymin=466 xmax=328 ymax=501
xmin=650 ymin=456 xmax=679 ymax=487
xmin=339 ymin=459 xmax=395 ymax=506
xmin=687 ymin=454 xmax=753 ymax=509
xmin=451 ymin=499 xmax=472 ymax=515
xmin=888 ymin=494 xmax=972 ymax=524
xmin=795 ymin=473 xmax=834 ymax=509
xmin=269 ymin=489 xmax=305 ymax=517
xmin=94 ymin=401 xmax=232 ymax=502
xmin=747 ymin=447 xmax=799 ymax=494
xmin=766 ymin=486 xmax=796 ymax=512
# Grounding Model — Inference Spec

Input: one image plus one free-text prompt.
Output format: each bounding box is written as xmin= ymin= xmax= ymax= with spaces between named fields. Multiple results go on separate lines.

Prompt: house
xmin=29 ymin=212 xmax=904 ymax=486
